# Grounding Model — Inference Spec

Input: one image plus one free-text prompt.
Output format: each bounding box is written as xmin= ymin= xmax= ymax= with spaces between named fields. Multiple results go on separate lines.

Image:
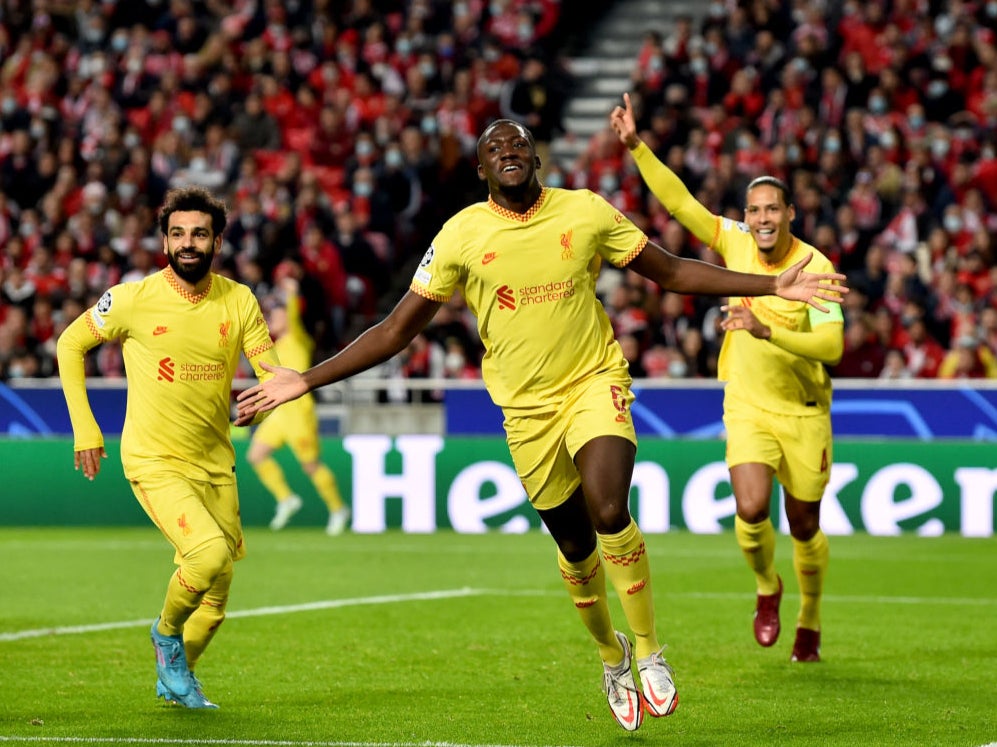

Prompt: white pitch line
xmin=0 ymin=588 xmax=486 ymax=643
xmin=2 ymin=587 xmax=994 ymax=644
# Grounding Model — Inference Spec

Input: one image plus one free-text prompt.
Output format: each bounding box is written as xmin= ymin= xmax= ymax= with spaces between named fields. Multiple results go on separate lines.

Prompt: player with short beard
xmin=57 ymin=186 xmax=279 ymax=708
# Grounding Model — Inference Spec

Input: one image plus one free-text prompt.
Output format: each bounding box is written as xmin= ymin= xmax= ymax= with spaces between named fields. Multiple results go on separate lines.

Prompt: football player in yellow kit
xmin=58 ymin=186 xmax=278 ymax=708
xmin=247 ymin=275 xmax=350 ymax=534
xmin=235 ymin=120 xmax=846 ymax=730
xmin=610 ymin=92 xmax=843 ymax=663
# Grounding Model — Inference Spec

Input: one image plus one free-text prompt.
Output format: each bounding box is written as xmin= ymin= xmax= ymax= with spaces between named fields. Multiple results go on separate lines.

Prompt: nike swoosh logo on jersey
xmin=482 ymin=252 xmax=497 ymax=264
xmin=153 ymin=326 xmax=169 ymax=336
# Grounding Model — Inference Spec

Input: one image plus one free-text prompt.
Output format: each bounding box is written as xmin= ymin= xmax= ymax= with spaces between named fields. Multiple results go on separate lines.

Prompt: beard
xmin=167 ymin=249 xmax=214 ymax=284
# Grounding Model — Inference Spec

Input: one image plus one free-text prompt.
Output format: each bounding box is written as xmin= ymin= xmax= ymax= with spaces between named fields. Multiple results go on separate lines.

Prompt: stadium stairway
xmin=549 ymin=0 xmax=707 ymax=169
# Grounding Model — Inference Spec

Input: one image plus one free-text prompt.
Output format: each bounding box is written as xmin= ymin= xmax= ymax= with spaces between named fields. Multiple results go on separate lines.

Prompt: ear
xmin=477 ymin=163 xmax=486 ymax=181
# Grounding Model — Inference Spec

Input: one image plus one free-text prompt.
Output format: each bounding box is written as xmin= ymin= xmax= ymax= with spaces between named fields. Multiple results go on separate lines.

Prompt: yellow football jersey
xmin=58 ymin=268 xmax=277 ymax=482
xmin=272 ymin=289 xmax=313 ymax=372
xmin=712 ymin=221 xmax=842 ymax=416
xmin=628 ymin=141 xmax=842 ymax=417
xmin=269 ymin=288 xmax=316 ymax=420
xmin=410 ymin=187 xmax=647 ymax=411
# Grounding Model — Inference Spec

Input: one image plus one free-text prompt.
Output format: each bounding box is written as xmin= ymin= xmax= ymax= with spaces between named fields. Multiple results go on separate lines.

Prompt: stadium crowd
xmin=1 ymin=0 xmax=996 ymax=386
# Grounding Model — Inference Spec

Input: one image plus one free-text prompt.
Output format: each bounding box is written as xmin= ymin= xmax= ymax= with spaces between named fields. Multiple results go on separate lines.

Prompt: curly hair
xmin=158 ymin=186 xmax=229 ymax=237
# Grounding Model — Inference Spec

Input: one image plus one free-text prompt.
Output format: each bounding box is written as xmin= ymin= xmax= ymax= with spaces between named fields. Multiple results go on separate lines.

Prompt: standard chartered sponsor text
xmin=518 ymin=278 xmax=575 ymax=305
xmin=179 ymin=362 xmax=226 ymax=381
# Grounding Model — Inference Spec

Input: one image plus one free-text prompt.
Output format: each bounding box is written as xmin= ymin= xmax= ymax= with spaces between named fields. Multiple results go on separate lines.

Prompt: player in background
xmin=247 ymin=274 xmax=350 ymax=534
xmin=234 ymin=119 xmax=847 ymax=730
xmin=610 ymin=92 xmax=843 ymax=662
xmin=57 ymin=186 xmax=278 ymax=708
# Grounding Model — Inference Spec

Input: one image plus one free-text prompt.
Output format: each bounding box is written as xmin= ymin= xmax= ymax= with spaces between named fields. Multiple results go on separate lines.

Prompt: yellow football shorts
xmin=130 ymin=472 xmax=246 ymax=564
xmin=723 ymin=403 xmax=832 ymax=502
xmin=250 ymin=402 xmax=320 ymax=463
xmin=503 ymin=372 xmax=636 ymax=511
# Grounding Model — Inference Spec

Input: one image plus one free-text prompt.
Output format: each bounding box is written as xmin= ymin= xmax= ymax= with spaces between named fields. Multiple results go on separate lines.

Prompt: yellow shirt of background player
xmin=712 ymin=219 xmax=842 ymax=417
xmin=410 ymin=187 xmax=647 ymax=412
xmin=60 ymin=268 xmax=277 ymax=483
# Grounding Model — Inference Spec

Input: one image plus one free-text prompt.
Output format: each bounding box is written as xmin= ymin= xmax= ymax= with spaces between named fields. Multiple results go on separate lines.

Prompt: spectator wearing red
xmin=902 ymin=316 xmax=946 ymax=378
xmin=834 ymin=314 xmax=887 ymax=378
xmin=757 ymin=88 xmax=800 ymax=148
xmin=633 ymin=30 xmax=668 ymax=94
xmin=722 ymin=67 xmax=765 ymax=124
xmin=838 ymin=3 xmax=887 ymax=74
xmin=966 ymin=67 xmax=997 ymax=125
xmin=484 ymin=0 xmax=524 ymax=50
xmin=847 ymin=169 xmax=883 ymax=233
xmin=23 ymin=245 xmax=66 ymax=301
xmin=685 ymin=47 xmax=724 ymax=110
xmin=296 ymin=224 xmax=349 ymax=314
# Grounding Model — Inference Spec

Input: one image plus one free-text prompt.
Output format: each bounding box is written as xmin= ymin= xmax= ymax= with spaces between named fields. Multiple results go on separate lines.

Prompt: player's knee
xmin=182 ymin=536 xmax=233 ymax=589
xmin=789 ymin=517 xmax=820 ymax=541
xmin=556 ymin=535 xmax=598 ymax=563
xmin=589 ymin=502 xmax=631 ymax=535
xmin=735 ymin=497 xmax=771 ymax=525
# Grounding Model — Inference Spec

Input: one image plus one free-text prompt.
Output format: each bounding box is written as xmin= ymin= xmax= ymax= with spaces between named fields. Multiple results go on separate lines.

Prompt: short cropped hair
xmin=745 ymin=176 xmax=792 ymax=207
xmin=158 ymin=186 xmax=229 ymax=237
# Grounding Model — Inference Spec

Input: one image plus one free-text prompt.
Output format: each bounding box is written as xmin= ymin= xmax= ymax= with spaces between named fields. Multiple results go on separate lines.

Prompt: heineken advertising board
xmin=3 ymin=436 xmax=993 ymax=537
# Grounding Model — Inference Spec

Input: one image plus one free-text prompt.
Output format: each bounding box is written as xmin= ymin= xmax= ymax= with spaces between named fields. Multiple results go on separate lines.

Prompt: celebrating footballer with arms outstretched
xmin=236 ymin=118 xmax=846 ymax=730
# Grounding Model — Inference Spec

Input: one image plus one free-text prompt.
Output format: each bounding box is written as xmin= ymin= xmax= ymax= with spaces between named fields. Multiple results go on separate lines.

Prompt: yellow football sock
xmin=792 ymin=529 xmax=829 ymax=631
xmin=734 ymin=515 xmax=780 ymax=595
xmin=183 ymin=564 xmax=232 ymax=669
xmin=598 ymin=519 xmax=660 ymax=659
xmin=253 ymin=457 xmax=293 ymax=502
xmin=159 ymin=537 xmax=231 ymax=637
xmin=311 ymin=464 xmax=345 ymax=512
xmin=557 ymin=548 xmax=622 ymax=665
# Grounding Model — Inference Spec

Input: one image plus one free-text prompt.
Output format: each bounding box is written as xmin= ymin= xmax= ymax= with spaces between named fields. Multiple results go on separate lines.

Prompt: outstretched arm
xmin=235 ymin=291 xmax=443 ymax=425
xmin=628 ymin=244 xmax=847 ymax=311
xmin=612 ymin=91 xmax=847 ymax=310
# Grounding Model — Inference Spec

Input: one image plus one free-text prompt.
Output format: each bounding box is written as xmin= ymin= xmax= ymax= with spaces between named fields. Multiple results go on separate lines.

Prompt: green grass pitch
xmin=1 ymin=527 xmax=995 ymax=747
